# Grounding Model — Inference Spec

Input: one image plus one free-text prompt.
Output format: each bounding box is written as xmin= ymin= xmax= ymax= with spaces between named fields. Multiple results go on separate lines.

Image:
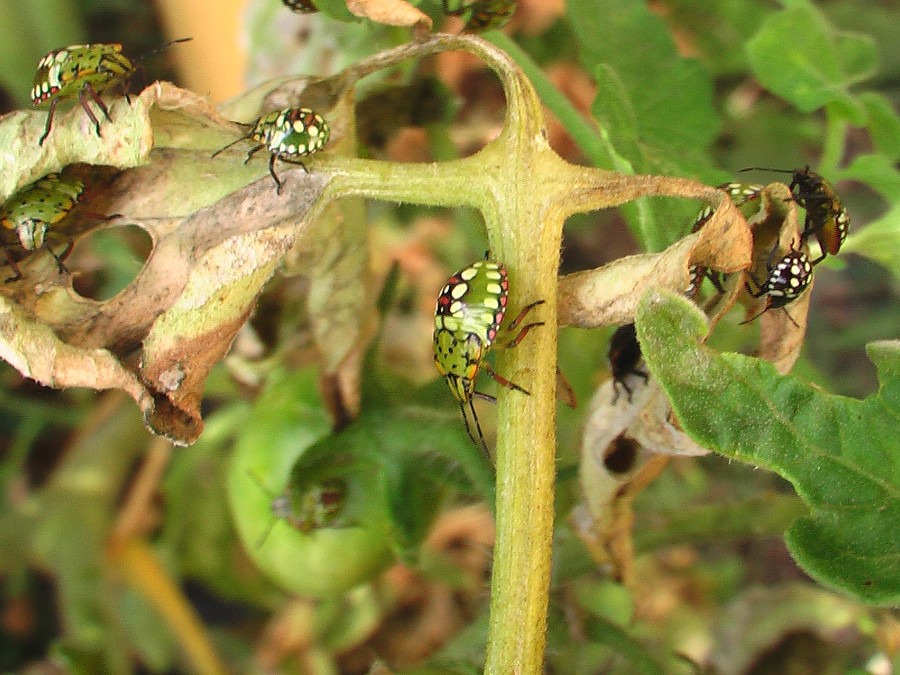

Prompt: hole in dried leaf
xmin=69 ymin=224 xmax=153 ymax=301
xmin=603 ymin=435 xmax=640 ymax=474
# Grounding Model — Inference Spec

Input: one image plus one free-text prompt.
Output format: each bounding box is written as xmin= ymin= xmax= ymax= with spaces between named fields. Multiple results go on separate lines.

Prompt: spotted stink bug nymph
xmin=31 ymin=38 xmax=191 ymax=145
xmin=742 ymin=240 xmax=813 ymax=327
xmin=211 ymin=107 xmax=330 ymax=194
xmin=686 ymin=182 xmax=763 ymax=299
xmin=433 ymin=258 xmax=543 ymax=458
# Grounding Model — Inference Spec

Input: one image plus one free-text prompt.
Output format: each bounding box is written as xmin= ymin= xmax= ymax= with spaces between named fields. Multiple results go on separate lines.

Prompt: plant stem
xmin=107 ymin=536 xmax=228 ymax=675
xmin=486 ymin=32 xmax=620 ymax=170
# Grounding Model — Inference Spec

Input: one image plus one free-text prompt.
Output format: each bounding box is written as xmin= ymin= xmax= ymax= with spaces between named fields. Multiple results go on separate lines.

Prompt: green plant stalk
xmin=486 ymin=32 xmax=618 ymax=170
xmin=486 ymin=32 xmax=656 ymax=249
xmin=309 ymin=39 xmax=728 ymax=670
xmin=821 ymin=102 xmax=849 ymax=177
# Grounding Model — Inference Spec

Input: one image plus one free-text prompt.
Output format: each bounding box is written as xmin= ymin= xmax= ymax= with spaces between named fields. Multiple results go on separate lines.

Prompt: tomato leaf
xmin=636 ymin=289 xmax=900 ymax=605
xmin=746 ymin=2 xmax=877 ymax=116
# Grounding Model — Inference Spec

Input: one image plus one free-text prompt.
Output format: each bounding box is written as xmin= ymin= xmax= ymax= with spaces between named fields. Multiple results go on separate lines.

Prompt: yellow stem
xmin=107 ymin=536 xmax=228 ymax=675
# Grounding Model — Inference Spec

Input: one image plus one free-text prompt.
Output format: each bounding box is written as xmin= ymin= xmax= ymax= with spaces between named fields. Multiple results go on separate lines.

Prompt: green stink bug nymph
xmin=31 ymin=38 xmax=191 ymax=145
xmin=1 ymin=171 xmax=119 ymax=281
xmin=211 ymin=107 xmax=330 ymax=195
xmin=433 ymin=258 xmax=543 ymax=457
xmin=249 ymin=471 xmax=349 ymax=548
xmin=2 ymin=173 xmax=84 ymax=280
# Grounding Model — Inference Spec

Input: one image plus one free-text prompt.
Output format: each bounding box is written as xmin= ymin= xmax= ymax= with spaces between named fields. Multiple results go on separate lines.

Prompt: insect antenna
xmin=126 ymin=38 xmax=193 ymax=99
xmin=132 ymin=37 xmax=193 ymax=65
xmin=461 ymin=399 xmax=492 ymax=463
xmin=737 ymin=166 xmax=795 ymax=174
xmin=210 ymin=131 xmax=253 ymax=158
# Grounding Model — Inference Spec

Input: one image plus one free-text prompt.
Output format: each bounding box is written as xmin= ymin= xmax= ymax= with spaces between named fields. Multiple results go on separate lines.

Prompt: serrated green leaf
xmin=746 ymin=3 xmax=877 ymax=114
xmin=569 ymin=0 xmax=720 ymax=250
xmin=859 ymin=93 xmax=900 ymax=162
xmin=572 ymin=0 xmax=719 ymax=155
xmin=636 ymin=290 xmax=900 ymax=605
xmin=841 ymin=155 xmax=900 ymax=279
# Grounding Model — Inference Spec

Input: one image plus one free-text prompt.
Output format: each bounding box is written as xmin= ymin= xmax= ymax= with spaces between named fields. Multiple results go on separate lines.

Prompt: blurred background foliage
xmin=0 ymin=0 xmax=897 ymax=673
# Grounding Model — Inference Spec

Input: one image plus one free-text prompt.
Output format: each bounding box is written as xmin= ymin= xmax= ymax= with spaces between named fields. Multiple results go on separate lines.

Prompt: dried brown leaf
xmin=0 ymin=83 xmax=335 ymax=444
xmin=346 ymin=0 xmax=433 ymax=32
xmin=558 ymin=197 xmax=753 ymax=328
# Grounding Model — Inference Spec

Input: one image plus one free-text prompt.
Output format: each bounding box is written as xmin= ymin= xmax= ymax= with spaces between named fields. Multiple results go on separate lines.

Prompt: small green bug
xmin=433 ymin=258 xmax=543 ymax=456
xmin=2 ymin=173 xmax=85 ymax=280
xmin=686 ymin=182 xmax=763 ymax=298
xmin=31 ymin=38 xmax=191 ymax=145
xmin=250 ymin=471 xmax=350 ymax=547
xmin=740 ymin=166 xmax=849 ymax=264
xmin=442 ymin=0 xmax=517 ymax=32
xmin=211 ymin=107 xmax=331 ymax=195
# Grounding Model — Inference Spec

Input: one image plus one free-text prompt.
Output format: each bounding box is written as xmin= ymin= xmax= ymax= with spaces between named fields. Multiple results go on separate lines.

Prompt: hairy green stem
xmin=289 ymin=35 xmax=739 ymax=673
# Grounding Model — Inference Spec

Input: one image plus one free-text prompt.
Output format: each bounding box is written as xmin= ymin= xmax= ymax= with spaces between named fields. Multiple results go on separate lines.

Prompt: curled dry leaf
xmin=346 ymin=0 xmax=433 ymax=33
xmin=740 ymin=181 xmax=810 ymax=373
xmin=558 ymin=195 xmax=752 ymax=328
xmin=0 ymin=82 xmax=336 ymax=445
xmin=573 ymin=381 xmax=679 ymax=584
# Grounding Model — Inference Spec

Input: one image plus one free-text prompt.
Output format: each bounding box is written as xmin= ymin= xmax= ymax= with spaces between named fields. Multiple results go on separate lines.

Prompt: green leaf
xmin=636 ymin=290 xmax=900 ymax=605
xmin=568 ymin=0 xmax=721 ymax=250
xmin=591 ymin=65 xmax=640 ymax=161
xmin=841 ymin=155 xmax=900 ymax=279
xmin=570 ymin=0 xmax=719 ymax=154
xmin=582 ymin=616 xmax=666 ymax=675
xmin=859 ymin=93 xmax=900 ymax=163
xmin=746 ymin=2 xmax=878 ymax=115
xmin=303 ymin=404 xmax=496 ymax=560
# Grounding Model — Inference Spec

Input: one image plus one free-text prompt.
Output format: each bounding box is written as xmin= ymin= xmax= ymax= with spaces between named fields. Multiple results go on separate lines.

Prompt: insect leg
xmin=38 ymin=98 xmax=58 ymax=146
xmin=482 ymin=362 xmax=530 ymax=395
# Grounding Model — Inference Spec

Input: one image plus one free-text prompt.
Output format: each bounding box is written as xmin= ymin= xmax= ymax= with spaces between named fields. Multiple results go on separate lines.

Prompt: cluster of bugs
xmin=740 ymin=166 xmax=849 ymax=324
xmin=14 ymin=36 xmax=332 ymax=279
xmin=433 ymin=257 xmax=544 ymax=457
xmin=6 ymin=39 xmax=196 ymax=279
xmin=686 ymin=168 xmax=849 ymax=325
xmin=442 ymin=0 xmax=518 ymax=33
xmin=608 ymin=167 xmax=849 ymax=403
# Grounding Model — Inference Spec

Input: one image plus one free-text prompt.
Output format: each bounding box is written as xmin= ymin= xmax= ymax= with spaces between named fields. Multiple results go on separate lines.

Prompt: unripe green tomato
xmin=226 ymin=368 xmax=393 ymax=597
